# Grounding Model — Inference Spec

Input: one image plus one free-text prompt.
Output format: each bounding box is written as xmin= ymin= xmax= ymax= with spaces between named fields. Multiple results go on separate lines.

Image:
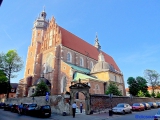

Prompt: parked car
xmin=156 ymin=102 xmax=160 ymax=107
xmin=32 ymin=105 xmax=51 ymax=117
xmin=4 ymin=104 xmax=13 ymax=111
xmin=142 ymin=102 xmax=151 ymax=110
xmin=23 ymin=103 xmax=37 ymax=115
xmin=112 ymin=103 xmax=132 ymax=115
xmin=0 ymin=103 xmax=6 ymax=109
xmin=132 ymin=103 xmax=145 ymax=111
xmin=154 ymin=108 xmax=160 ymax=120
xmin=148 ymin=102 xmax=158 ymax=108
xmin=11 ymin=104 xmax=18 ymax=113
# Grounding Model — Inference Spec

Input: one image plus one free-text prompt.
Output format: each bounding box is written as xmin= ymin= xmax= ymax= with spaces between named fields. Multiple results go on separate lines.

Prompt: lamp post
xmin=130 ymin=94 xmax=133 ymax=105
xmin=109 ymin=93 xmax=113 ymax=116
xmin=32 ymin=88 xmax=35 ymax=103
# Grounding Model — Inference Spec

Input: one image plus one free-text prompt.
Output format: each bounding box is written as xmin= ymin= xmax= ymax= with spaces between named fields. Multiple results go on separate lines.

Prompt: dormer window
xmin=67 ymin=52 xmax=72 ymax=63
xmin=80 ymin=57 xmax=84 ymax=67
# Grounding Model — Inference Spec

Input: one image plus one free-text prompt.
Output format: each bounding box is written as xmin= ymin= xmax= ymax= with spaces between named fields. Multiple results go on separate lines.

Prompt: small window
xmin=80 ymin=57 xmax=84 ymax=66
xmin=90 ymin=61 xmax=93 ymax=69
xmin=76 ymin=92 xmax=79 ymax=99
xmin=115 ymin=75 xmax=116 ymax=82
xmin=67 ymin=52 xmax=72 ymax=62
xmin=28 ymin=69 xmax=30 ymax=74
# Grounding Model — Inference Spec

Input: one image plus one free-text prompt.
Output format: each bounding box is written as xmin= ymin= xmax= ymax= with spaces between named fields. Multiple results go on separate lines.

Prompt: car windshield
xmin=29 ymin=104 xmax=37 ymax=107
xmin=133 ymin=103 xmax=140 ymax=106
xmin=117 ymin=104 xmax=124 ymax=107
xmin=42 ymin=105 xmax=50 ymax=109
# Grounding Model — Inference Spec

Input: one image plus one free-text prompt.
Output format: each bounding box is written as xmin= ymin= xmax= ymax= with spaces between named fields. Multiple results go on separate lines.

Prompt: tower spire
xmin=94 ymin=33 xmax=101 ymax=51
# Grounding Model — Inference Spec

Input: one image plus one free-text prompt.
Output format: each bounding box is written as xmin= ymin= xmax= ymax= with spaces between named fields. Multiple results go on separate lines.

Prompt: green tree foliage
xmin=127 ymin=77 xmax=138 ymax=96
xmin=144 ymin=69 xmax=160 ymax=94
xmin=127 ymin=76 xmax=148 ymax=96
xmin=151 ymin=92 xmax=156 ymax=97
xmin=136 ymin=76 xmax=148 ymax=94
xmin=105 ymin=82 xmax=122 ymax=96
xmin=137 ymin=90 xmax=145 ymax=97
xmin=156 ymin=92 xmax=160 ymax=98
xmin=0 ymin=50 xmax=23 ymax=98
xmin=145 ymin=91 xmax=151 ymax=97
xmin=34 ymin=80 xmax=50 ymax=96
xmin=0 ymin=70 xmax=7 ymax=83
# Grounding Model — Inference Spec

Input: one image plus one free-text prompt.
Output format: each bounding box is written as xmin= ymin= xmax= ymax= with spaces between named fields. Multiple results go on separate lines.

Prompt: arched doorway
xmin=69 ymin=80 xmax=91 ymax=115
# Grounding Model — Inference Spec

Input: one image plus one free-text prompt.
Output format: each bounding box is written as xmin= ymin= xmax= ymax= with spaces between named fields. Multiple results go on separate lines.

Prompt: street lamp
xmin=130 ymin=94 xmax=133 ymax=104
xmin=32 ymin=88 xmax=35 ymax=103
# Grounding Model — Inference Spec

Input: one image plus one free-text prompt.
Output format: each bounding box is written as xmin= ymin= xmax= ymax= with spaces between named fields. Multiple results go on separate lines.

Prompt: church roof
xmin=73 ymin=72 xmax=98 ymax=81
xmin=65 ymin=62 xmax=90 ymax=74
xmin=59 ymin=26 xmax=120 ymax=71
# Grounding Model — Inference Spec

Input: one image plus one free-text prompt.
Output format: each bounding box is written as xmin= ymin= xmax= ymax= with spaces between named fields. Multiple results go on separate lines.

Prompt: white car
xmin=154 ymin=108 xmax=160 ymax=120
xmin=112 ymin=103 xmax=132 ymax=115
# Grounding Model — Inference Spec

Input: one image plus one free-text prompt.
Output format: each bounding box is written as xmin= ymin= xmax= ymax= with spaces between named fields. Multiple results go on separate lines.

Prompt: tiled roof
xmin=59 ymin=26 xmax=120 ymax=71
xmin=11 ymin=83 xmax=18 ymax=89
xmin=73 ymin=72 xmax=98 ymax=81
xmin=65 ymin=62 xmax=90 ymax=74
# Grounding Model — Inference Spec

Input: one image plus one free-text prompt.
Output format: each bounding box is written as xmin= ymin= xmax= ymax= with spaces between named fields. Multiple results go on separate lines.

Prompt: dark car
xmin=148 ymin=102 xmax=158 ymax=108
xmin=23 ymin=103 xmax=37 ymax=115
xmin=132 ymin=103 xmax=145 ymax=111
xmin=0 ymin=103 xmax=6 ymax=109
xmin=4 ymin=104 xmax=13 ymax=111
xmin=32 ymin=105 xmax=51 ymax=117
xmin=142 ymin=103 xmax=151 ymax=110
xmin=11 ymin=104 xmax=18 ymax=113
xmin=156 ymin=102 xmax=160 ymax=107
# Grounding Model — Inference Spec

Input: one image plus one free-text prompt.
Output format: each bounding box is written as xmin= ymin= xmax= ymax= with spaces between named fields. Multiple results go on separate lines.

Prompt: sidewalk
xmin=51 ymin=111 xmax=119 ymax=120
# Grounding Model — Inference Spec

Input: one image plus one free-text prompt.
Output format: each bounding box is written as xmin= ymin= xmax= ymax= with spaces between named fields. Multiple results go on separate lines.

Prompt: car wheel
xmin=130 ymin=110 xmax=132 ymax=114
xmin=122 ymin=110 xmax=125 ymax=115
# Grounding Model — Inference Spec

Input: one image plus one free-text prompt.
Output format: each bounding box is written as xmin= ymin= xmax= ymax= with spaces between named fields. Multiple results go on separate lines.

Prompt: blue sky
xmin=0 ymin=0 xmax=160 ymax=88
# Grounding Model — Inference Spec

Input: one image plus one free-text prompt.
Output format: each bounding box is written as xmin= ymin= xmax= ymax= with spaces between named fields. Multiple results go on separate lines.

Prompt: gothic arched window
xmin=80 ymin=57 xmax=84 ymax=67
xmin=61 ymin=77 xmax=67 ymax=93
xmin=67 ymin=52 xmax=72 ymax=63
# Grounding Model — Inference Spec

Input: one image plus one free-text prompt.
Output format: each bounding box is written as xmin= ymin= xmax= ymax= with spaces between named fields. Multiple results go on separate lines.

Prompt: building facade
xmin=18 ymin=9 xmax=126 ymax=97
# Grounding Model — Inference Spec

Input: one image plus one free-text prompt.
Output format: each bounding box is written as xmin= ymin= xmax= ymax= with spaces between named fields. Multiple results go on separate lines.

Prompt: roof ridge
xmin=59 ymin=26 xmax=113 ymax=58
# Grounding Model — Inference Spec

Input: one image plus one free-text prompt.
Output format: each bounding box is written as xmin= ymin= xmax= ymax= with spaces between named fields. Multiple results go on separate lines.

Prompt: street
xmin=0 ymin=108 xmax=159 ymax=120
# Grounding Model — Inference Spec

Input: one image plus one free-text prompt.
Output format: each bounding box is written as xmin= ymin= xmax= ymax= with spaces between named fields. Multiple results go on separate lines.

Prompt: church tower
xmin=24 ymin=9 xmax=49 ymax=94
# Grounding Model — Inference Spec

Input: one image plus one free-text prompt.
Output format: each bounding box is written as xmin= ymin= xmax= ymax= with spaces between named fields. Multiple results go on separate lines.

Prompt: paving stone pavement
xmin=51 ymin=112 xmax=120 ymax=120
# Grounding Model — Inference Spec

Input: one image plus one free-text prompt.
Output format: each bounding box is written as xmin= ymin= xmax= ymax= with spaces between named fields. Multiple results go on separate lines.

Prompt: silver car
xmin=154 ymin=108 xmax=160 ymax=120
xmin=112 ymin=103 xmax=132 ymax=114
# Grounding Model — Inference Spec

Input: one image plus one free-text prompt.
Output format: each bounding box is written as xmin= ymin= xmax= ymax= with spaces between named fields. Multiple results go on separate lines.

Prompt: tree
xmin=144 ymin=69 xmax=160 ymax=94
xmin=137 ymin=90 xmax=145 ymax=97
xmin=136 ymin=76 xmax=148 ymax=94
xmin=0 ymin=70 xmax=7 ymax=83
xmin=127 ymin=77 xmax=139 ymax=96
xmin=0 ymin=50 xmax=23 ymax=99
xmin=127 ymin=76 xmax=148 ymax=96
xmin=105 ymin=82 xmax=122 ymax=96
xmin=33 ymin=80 xmax=50 ymax=96
xmin=156 ymin=92 xmax=160 ymax=98
xmin=145 ymin=91 xmax=151 ymax=97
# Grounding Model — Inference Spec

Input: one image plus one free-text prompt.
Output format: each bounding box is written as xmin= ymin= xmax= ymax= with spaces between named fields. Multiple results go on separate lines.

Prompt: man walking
xmin=80 ymin=102 xmax=83 ymax=113
xmin=72 ymin=102 xmax=77 ymax=118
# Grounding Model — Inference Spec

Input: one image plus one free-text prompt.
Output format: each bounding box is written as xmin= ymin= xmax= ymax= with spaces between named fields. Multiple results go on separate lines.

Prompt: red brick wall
xmin=90 ymin=95 xmax=160 ymax=112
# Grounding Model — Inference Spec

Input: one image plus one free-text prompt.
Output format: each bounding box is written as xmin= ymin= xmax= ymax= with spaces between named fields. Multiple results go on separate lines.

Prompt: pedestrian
xmin=72 ymin=102 xmax=77 ymax=118
xmin=80 ymin=102 xmax=83 ymax=113
xmin=18 ymin=103 xmax=23 ymax=115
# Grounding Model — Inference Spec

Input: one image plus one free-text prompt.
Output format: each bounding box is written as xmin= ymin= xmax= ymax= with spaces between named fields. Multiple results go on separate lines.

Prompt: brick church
xmin=17 ymin=9 xmax=126 ymax=97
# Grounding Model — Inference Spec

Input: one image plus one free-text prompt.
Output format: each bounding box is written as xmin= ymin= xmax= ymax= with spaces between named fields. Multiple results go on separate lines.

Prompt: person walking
xmin=80 ymin=102 xmax=83 ymax=113
xmin=72 ymin=102 xmax=77 ymax=118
